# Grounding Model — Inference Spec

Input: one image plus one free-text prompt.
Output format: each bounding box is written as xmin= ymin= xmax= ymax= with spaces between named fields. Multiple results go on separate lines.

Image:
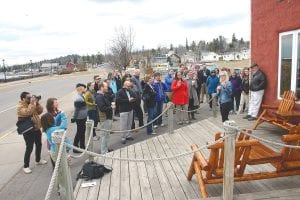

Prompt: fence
xmin=44 ymin=94 xmax=300 ymax=200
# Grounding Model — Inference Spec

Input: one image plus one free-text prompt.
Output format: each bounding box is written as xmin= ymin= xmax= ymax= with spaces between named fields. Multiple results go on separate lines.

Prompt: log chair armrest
xmin=191 ymin=144 xmax=209 ymax=170
xmin=282 ymin=134 xmax=300 ymax=142
xmin=261 ymin=104 xmax=278 ymax=109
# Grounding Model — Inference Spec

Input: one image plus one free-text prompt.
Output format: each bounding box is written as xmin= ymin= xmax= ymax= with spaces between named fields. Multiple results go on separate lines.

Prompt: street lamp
xmin=30 ymin=60 xmax=33 ymax=78
xmin=2 ymin=59 xmax=7 ymax=82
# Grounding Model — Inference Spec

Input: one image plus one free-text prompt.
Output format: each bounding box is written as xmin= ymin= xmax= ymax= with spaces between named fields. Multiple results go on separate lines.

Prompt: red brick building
xmin=251 ymin=0 xmax=300 ymax=105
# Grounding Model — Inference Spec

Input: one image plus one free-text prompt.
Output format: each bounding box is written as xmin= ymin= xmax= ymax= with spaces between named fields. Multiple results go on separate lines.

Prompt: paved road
xmin=0 ymin=73 xmax=98 ymax=137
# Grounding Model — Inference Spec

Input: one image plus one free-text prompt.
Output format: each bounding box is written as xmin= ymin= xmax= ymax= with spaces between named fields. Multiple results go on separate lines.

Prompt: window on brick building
xmin=278 ymin=29 xmax=300 ymax=99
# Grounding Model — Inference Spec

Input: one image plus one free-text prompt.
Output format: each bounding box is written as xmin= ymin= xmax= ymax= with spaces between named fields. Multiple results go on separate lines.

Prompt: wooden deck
xmin=74 ymin=116 xmax=300 ymax=200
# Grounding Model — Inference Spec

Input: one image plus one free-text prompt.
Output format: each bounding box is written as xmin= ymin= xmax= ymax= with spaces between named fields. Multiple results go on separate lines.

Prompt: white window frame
xmin=277 ymin=29 xmax=300 ymax=100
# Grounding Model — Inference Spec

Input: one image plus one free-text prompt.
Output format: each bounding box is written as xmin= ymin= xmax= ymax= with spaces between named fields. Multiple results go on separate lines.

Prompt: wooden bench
xmin=187 ymin=131 xmax=300 ymax=198
xmin=253 ymin=90 xmax=299 ymax=131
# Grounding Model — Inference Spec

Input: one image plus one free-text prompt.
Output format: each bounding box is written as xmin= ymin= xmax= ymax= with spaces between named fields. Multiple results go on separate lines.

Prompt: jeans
xmin=147 ymin=107 xmax=155 ymax=134
xmin=154 ymin=101 xmax=163 ymax=125
xmin=232 ymin=92 xmax=241 ymax=111
xmin=188 ymin=98 xmax=197 ymax=119
xmin=88 ymin=109 xmax=98 ymax=137
xmin=73 ymin=118 xmax=87 ymax=149
xmin=23 ymin=129 xmax=42 ymax=168
xmin=220 ymin=101 xmax=232 ymax=122
xmin=120 ymin=111 xmax=133 ymax=141
xmin=100 ymin=119 xmax=112 ymax=154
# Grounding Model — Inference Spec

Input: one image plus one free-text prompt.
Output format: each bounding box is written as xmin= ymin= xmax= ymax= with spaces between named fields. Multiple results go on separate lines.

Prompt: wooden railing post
xmin=86 ymin=119 xmax=94 ymax=161
xmin=168 ymin=103 xmax=174 ymax=134
xmin=222 ymin=120 xmax=238 ymax=200
xmin=212 ymin=93 xmax=218 ymax=118
xmin=52 ymin=130 xmax=74 ymax=200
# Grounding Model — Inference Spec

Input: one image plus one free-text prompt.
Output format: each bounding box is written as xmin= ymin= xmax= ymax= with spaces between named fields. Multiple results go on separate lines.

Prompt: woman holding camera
xmin=17 ymin=92 xmax=47 ymax=174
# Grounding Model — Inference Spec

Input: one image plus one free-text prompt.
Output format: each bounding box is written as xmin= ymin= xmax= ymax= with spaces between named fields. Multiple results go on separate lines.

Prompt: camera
xmin=32 ymin=95 xmax=41 ymax=101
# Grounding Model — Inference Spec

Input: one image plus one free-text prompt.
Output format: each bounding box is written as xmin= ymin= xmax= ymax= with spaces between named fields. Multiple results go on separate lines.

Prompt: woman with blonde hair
xmin=217 ymin=70 xmax=232 ymax=122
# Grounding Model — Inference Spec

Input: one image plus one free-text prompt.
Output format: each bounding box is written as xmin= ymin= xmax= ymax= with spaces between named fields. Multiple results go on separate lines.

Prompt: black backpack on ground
xmin=76 ymin=161 xmax=112 ymax=181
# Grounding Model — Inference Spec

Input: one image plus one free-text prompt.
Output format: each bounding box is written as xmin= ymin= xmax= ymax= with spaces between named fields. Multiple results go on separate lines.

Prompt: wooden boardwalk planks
xmin=74 ymin=118 xmax=300 ymax=200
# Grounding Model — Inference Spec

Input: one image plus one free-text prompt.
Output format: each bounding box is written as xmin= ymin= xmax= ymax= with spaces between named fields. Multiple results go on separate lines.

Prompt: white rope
xmin=64 ymin=135 xmax=229 ymax=162
xmin=95 ymin=103 xmax=173 ymax=133
xmin=223 ymin=123 xmax=300 ymax=149
xmin=44 ymin=131 xmax=67 ymax=200
xmin=172 ymin=96 xmax=215 ymax=113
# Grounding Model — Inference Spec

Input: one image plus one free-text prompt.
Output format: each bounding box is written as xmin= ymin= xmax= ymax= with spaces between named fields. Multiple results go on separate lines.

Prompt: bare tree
xmin=108 ymin=26 xmax=135 ymax=71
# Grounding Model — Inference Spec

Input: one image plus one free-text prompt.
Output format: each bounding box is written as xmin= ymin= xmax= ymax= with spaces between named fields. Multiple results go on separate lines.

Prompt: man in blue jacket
xmin=152 ymin=72 xmax=167 ymax=129
xmin=206 ymin=70 xmax=220 ymax=110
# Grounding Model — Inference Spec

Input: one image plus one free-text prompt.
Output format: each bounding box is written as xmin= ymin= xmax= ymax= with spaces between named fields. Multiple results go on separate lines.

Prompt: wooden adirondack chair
xmin=187 ymin=130 xmax=259 ymax=198
xmin=253 ymin=90 xmax=299 ymax=131
xmin=187 ymin=131 xmax=300 ymax=198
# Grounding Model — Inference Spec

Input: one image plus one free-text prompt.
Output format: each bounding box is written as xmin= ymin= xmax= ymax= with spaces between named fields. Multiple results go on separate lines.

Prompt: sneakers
xmin=23 ymin=167 xmax=32 ymax=174
xmin=151 ymin=132 xmax=157 ymax=135
xmin=153 ymin=125 xmax=158 ymax=129
xmin=93 ymin=135 xmax=100 ymax=141
xmin=126 ymin=137 xmax=134 ymax=141
xmin=248 ymin=117 xmax=257 ymax=121
xmin=177 ymin=121 xmax=183 ymax=125
xmin=36 ymin=159 xmax=48 ymax=165
xmin=160 ymin=124 xmax=165 ymax=127
xmin=243 ymin=115 xmax=251 ymax=119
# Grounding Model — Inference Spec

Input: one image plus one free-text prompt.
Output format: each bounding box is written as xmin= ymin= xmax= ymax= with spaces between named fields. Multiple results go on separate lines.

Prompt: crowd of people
xmin=16 ymin=63 xmax=266 ymax=174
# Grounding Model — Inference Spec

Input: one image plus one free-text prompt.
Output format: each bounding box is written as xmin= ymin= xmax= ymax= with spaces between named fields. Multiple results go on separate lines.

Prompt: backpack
xmin=76 ymin=161 xmax=112 ymax=181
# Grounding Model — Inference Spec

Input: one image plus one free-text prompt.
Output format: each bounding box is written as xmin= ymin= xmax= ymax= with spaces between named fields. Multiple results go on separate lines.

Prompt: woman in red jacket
xmin=171 ymin=71 xmax=189 ymax=124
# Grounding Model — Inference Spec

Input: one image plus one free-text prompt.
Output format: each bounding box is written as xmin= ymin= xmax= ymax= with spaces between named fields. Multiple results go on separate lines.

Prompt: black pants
xmin=88 ymin=110 xmax=98 ymax=137
xmin=23 ymin=129 xmax=42 ymax=168
xmin=73 ymin=118 xmax=86 ymax=149
xmin=220 ymin=102 xmax=232 ymax=122
xmin=132 ymin=104 xmax=144 ymax=129
xmin=188 ymin=98 xmax=197 ymax=119
xmin=232 ymin=93 xmax=241 ymax=111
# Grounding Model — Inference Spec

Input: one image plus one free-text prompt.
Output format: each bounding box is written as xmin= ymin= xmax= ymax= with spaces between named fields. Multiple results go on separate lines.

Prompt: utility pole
xmin=2 ymin=59 xmax=7 ymax=82
xmin=30 ymin=60 xmax=33 ymax=78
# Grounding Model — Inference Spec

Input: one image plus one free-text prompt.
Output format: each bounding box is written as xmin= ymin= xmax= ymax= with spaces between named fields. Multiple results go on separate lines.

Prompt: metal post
xmin=86 ymin=119 xmax=94 ymax=161
xmin=52 ymin=130 xmax=74 ymax=200
xmin=212 ymin=93 xmax=217 ymax=118
xmin=2 ymin=59 xmax=6 ymax=82
xmin=222 ymin=120 xmax=238 ymax=200
xmin=168 ymin=103 xmax=174 ymax=134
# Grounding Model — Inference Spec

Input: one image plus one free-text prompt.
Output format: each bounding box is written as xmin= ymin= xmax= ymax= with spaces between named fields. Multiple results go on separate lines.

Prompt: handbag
xmin=16 ymin=117 xmax=34 ymax=135
xmin=76 ymin=161 xmax=112 ymax=181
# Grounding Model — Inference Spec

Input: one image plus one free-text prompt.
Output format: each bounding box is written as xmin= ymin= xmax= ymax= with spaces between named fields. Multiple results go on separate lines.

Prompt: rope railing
xmin=44 ymin=130 xmax=67 ymax=200
xmin=223 ymin=123 xmax=300 ymax=149
xmin=172 ymin=95 xmax=215 ymax=113
xmin=94 ymin=102 xmax=172 ymax=133
xmin=95 ymin=95 xmax=217 ymax=133
xmin=61 ymin=134 xmax=229 ymax=162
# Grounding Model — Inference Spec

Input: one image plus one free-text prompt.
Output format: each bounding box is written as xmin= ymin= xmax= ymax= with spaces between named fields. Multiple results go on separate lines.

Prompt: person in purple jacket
xmin=229 ymin=72 xmax=242 ymax=113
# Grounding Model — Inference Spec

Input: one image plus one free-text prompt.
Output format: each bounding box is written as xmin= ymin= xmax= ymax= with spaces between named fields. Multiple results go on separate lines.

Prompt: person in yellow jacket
xmin=84 ymin=82 xmax=99 ymax=140
xmin=17 ymin=92 xmax=47 ymax=174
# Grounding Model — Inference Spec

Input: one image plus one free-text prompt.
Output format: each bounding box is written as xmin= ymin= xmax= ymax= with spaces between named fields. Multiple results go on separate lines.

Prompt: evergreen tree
xmin=185 ymin=37 xmax=189 ymax=50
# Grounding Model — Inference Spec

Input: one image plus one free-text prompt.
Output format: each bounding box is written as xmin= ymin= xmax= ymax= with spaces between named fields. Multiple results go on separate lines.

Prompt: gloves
xmin=71 ymin=118 xmax=76 ymax=123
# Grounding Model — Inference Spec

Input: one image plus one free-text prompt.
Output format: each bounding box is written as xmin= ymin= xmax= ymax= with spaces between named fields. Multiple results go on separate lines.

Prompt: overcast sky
xmin=0 ymin=0 xmax=250 ymax=65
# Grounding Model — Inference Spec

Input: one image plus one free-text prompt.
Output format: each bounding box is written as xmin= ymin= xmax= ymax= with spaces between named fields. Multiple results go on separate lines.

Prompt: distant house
xmin=219 ymin=49 xmax=250 ymax=61
xmin=251 ymin=0 xmax=300 ymax=105
xmin=182 ymin=50 xmax=200 ymax=63
xmin=201 ymin=52 xmax=219 ymax=62
xmin=40 ymin=63 xmax=59 ymax=72
xmin=66 ymin=62 xmax=76 ymax=71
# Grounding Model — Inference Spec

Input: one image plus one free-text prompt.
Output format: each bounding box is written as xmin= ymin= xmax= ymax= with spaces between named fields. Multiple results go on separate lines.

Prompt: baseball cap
xmin=250 ymin=63 xmax=258 ymax=68
xmin=76 ymin=83 xmax=86 ymax=88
